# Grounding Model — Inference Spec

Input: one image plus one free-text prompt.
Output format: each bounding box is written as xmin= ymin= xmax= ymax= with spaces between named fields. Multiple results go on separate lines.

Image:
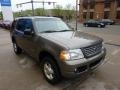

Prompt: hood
xmin=39 ymin=31 xmax=103 ymax=49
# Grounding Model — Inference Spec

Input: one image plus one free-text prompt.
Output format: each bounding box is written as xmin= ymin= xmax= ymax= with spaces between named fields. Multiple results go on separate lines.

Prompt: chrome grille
xmin=82 ymin=43 xmax=102 ymax=58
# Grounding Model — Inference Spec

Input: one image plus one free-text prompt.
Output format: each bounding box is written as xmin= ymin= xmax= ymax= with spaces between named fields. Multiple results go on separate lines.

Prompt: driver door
xmin=22 ymin=19 xmax=38 ymax=58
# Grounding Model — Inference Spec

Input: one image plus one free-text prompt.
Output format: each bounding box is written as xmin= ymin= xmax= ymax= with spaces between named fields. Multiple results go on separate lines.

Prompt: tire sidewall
xmin=41 ymin=57 xmax=61 ymax=84
xmin=98 ymin=25 xmax=101 ymax=28
xmin=13 ymin=42 xmax=22 ymax=54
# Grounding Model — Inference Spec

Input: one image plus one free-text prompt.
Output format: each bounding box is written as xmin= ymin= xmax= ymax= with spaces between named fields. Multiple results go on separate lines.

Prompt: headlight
xmin=60 ymin=49 xmax=84 ymax=61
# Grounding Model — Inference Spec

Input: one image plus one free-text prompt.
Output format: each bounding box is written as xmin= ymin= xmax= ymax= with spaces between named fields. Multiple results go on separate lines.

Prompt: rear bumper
xmin=60 ymin=48 xmax=106 ymax=78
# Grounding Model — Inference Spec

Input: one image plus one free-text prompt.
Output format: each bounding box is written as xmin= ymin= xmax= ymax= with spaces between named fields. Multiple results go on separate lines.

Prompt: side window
xmin=88 ymin=20 xmax=92 ymax=23
xmin=25 ymin=19 xmax=33 ymax=30
xmin=16 ymin=19 xmax=26 ymax=31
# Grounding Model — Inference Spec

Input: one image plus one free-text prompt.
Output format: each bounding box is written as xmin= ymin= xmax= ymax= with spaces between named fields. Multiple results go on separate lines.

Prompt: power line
xmin=16 ymin=0 xmax=56 ymax=16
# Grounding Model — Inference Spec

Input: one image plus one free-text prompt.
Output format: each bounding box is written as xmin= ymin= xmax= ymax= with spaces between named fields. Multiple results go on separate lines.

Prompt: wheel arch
xmin=39 ymin=51 xmax=57 ymax=64
xmin=38 ymin=50 xmax=61 ymax=75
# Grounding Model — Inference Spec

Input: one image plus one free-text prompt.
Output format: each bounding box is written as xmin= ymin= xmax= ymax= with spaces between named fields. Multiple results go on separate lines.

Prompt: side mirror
xmin=24 ymin=29 xmax=33 ymax=36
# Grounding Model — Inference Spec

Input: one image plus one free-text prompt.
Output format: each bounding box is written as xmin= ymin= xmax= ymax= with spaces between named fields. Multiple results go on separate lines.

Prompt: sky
xmin=10 ymin=0 xmax=76 ymax=11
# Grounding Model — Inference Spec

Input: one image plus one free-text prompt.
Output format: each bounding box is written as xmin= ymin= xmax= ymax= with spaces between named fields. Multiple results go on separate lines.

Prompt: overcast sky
xmin=10 ymin=0 xmax=76 ymax=11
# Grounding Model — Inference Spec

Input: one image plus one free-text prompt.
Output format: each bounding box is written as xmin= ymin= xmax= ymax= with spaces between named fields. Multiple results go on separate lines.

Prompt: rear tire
xmin=85 ymin=24 xmax=88 ymax=27
xmin=98 ymin=25 xmax=101 ymax=28
xmin=13 ymin=42 xmax=22 ymax=55
xmin=41 ymin=56 xmax=61 ymax=85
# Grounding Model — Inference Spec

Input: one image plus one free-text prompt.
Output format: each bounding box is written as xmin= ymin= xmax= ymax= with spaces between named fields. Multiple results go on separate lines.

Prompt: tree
xmin=0 ymin=12 xmax=3 ymax=20
xmin=64 ymin=4 xmax=75 ymax=21
xmin=52 ymin=5 xmax=63 ymax=19
xmin=35 ymin=8 xmax=45 ymax=16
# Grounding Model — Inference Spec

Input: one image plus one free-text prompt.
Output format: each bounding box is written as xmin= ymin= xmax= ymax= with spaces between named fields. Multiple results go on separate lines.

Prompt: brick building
xmin=79 ymin=0 xmax=120 ymax=22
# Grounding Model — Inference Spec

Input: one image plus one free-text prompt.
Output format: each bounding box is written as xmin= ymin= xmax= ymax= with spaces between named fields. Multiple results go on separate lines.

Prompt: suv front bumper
xmin=60 ymin=48 xmax=106 ymax=78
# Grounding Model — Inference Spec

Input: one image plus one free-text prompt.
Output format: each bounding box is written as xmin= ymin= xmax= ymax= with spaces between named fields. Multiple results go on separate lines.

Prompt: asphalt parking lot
xmin=0 ymin=24 xmax=120 ymax=90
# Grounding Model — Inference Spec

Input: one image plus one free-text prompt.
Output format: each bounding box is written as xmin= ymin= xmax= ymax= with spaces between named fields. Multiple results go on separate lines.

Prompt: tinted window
xmin=16 ymin=19 xmax=33 ymax=31
xmin=25 ymin=19 xmax=33 ymax=29
xmin=16 ymin=19 xmax=26 ymax=31
xmin=88 ymin=20 xmax=98 ymax=23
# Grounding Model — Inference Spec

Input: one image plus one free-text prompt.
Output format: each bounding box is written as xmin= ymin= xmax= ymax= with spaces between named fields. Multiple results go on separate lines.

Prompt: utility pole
xmin=42 ymin=1 xmax=45 ymax=15
xmin=16 ymin=1 xmax=56 ymax=16
xmin=76 ymin=0 xmax=78 ymax=30
xmin=31 ymin=0 xmax=35 ymax=16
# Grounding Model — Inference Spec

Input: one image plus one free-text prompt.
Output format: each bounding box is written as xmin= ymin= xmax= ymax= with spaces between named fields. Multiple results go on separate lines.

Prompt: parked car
xmin=2 ymin=20 xmax=12 ymax=30
xmin=0 ymin=20 xmax=3 ymax=27
xmin=10 ymin=17 xmax=106 ymax=84
xmin=0 ymin=20 xmax=5 ymax=28
xmin=83 ymin=20 xmax=106 ymax=28
xmin=99 ymin=19 xmax=115 ymax=25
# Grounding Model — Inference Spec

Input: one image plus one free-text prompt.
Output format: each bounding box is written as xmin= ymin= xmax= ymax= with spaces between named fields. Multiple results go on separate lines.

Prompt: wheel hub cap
xmin=44 ymin=62 xmax=54 ymax=80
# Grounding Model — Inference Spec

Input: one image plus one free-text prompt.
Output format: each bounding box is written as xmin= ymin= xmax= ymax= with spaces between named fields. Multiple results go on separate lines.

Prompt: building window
xmin=116 ymin=11 xmax=120 ymax=19
xmin=83 ymin=0 xmax=88 ymax=9
xmin=90 ymin=12 xmax=94 ymax=19
xmin=104 ymin=0 xmax=111 ymax=8
xmin=104 ymin=11 xmax=110 ymax=19
xmin=117 ymin=0 xmax=120 ymax=7
xmin=83 ymin=12 xmax=87 ymax=19
xmin=90 ymin=0 xmax=95 ymax=9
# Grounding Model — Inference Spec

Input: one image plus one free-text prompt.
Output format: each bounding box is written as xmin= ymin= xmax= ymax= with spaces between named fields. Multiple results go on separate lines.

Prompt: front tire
xmin=13 ymin=42 xmax=22 ymax=55
xmin=42 ymin=57 xmax=61 ymax=84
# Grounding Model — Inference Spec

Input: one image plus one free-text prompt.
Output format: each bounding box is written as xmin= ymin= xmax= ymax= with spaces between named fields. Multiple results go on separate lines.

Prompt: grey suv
xmin=10 ymin=16 xmax=106 ymax=84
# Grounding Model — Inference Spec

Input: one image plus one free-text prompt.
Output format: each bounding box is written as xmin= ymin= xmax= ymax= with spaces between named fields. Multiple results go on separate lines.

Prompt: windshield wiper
xmin=40 ymin=30 xmax=58 ymax=33
xmin=57 ymin=30 xmax=73 ymax=32
xmin=40 ymin=30 xmax=73 ymax=33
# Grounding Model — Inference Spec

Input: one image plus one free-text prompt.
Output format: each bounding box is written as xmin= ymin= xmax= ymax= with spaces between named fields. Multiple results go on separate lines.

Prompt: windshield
xmin=34 ymin=18 xmax=71 ymax=33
